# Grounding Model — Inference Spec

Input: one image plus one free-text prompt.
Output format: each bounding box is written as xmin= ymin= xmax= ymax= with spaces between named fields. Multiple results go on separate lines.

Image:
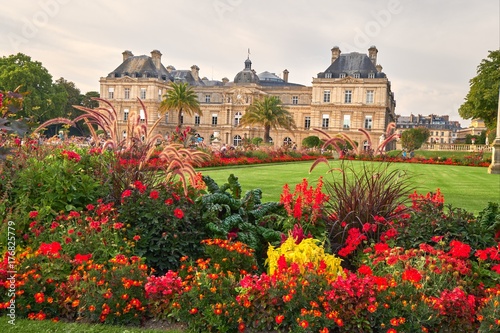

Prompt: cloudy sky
xmin=1 ymin=0 xmax=499 ymax=126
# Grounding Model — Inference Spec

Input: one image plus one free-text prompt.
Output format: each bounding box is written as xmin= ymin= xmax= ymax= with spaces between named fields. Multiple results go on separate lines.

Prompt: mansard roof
xmin=108 ymin=55 xmax=170 ymax=79
xmin=318 ymin=52 xmax=386 ymax=79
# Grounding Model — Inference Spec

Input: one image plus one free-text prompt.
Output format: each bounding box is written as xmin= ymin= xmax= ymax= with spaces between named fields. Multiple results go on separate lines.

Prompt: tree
xmin=239 ymin=96 xmax=297 ymax=143
xmin=81 ymin=91 xmax=100 ymax=109
xmin=302 ymin=135 xmax=321 ymax=148
xmin=459 ymin=50 xmax=500 ymax=130
xmin=400 ymin=127 xmax=430 ymax=151
xmin=160 ymin=82 xmax=201 ymax=128
xmin=0 ymin=53 xmax=66 ymax=122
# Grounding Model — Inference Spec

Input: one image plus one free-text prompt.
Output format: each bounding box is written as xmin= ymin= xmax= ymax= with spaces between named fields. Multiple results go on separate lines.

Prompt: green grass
xmin=199 ymin=160 xmax=500 ymax=215
xmin=1 ymin=317 xmax=183 ymax=333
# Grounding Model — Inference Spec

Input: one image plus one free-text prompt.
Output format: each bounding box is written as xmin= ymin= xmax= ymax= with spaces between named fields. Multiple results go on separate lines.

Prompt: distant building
xmin=99 ymin=46 xmax=397 ymax=149
xmin=456 ymin=119 xmax=487 ymax=142
xmin=396 ymin=114 xmax=461 ymax=144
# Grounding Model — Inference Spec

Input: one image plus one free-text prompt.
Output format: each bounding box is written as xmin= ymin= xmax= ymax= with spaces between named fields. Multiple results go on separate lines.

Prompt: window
xmin=322 ymin=114 xmax=329 ymax=129
xmin=368 ymin=72 xmax=375 ymax=79
xmin=441 ymin=131 xmax=444 ymax=136
xmin=363 ymin=140 xmax=370 ymax=151
xmin=354 ymin=73 xmax=360 ymax=79
xmin=180 ymin=113 xmax=184 ymax=124
xmin=205 ymin=95 xmax=211 ymax=103
xmin=364 ymin=115 xmax=372 ymax=129
xmin=339 ymin=73 xmax=346 ymax=78
xmin=195 ymin=115 xmax=200 ymax=126
xmin=430 ymin=131 xmax=433 ymax=136
xmin=292 ymin=96 xmax=298 ymax=105
xmin=325 ymin=73 xmax=332 ymax=78
xmin=283 ymin=137 xmax=292 ymax=146
xmin=304 ymin=116 xmax=311 ymax=130
xmin=344 ymin=90 xmax=352 ymax=103
xmin=234 ymin=112 xmax=242 ymax=126
xmin=165 ymin=112 xmax=169 ymax=124
xmin=139 ymin=109 xmax=145 ymax=123
xmin=233 ymin=135 xmax=242 ymax=146
xmin=108 ymin=87 xmax=114 ymax=99
xmin=343 ymin=114 xmax=351 ymax=129
xmin=122 ymin=130 xmax=127 ymax=138
xmin=158 ymin=89 xmax=162 ymax=101
xmin=366 ymin=90 xmax=374 ymax=104
xmin=123 ymin=108 xmax=129 ymax=121
xmin=124 ymin=88 xmax=130 ymax=100
xmin=323 ymin=90 xmax=331 ymax=103
xmin=140 ymin=88 xmax=146 ymax=99
xmin=211 ymin=113 xmax=218 ymax=126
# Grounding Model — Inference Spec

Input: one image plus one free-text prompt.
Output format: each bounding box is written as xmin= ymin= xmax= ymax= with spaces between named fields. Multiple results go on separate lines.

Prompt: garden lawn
xmin=1 ymin=317 xmax=184 ymax=333
xmin=199 ymin=160 xmax=500 ymax=214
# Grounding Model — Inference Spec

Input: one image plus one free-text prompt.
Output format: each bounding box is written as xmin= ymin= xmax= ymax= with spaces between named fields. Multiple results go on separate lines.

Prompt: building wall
xmin=99 ymin=50 xmax=397 ymax=150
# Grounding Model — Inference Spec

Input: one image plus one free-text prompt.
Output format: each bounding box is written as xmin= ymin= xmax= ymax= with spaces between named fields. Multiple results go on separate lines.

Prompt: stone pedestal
xmin=488 ymin=139 xmax=500 ymax=174
xmin=488 ymin=87 xmax=500 ymax=174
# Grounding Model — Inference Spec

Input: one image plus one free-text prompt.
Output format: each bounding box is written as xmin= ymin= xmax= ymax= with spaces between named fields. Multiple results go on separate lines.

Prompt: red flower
xmin=74 ymin=253 xmax=92 ymax=264
xmin=165 ymin=198 xmax=173 ymax=205
xmin=149 ymin=190 xmax=159 ymax=199
xmin=173 ymin=208 xmax=184 ymax=219
xmin=299 ymin=320 xmax=309 ymax=329
xmin=121 ymin=189 xmax=132 ymax=199
xmin=402 ymin=267 xmax=422 ymax=284
xmin=61 ymin=150 xmax=81 ymax=162
xmin=133 ymin=181 xmax=146 ymax=193
xmin=29 ymin=211 xmax=39 ymax=218
xmin=448 ymin=240 xmax=471 ymax=258
xmin=133 ymin=235 xmax=141 ymax=241
xmin=358 ymin=264 xmax=373 ymax=276
xmin=113 ymin=222 xmax=124 ymax=229
xmin=275 ymin=314 xmax=285 ymax=324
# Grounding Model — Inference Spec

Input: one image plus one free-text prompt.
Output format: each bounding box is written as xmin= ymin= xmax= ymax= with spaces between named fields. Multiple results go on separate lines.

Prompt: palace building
xmin=99 ymin=46 xmax=397 ymax=149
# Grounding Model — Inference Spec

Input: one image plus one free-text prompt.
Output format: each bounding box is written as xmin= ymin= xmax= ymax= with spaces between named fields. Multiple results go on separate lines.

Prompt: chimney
xmin=191 ymin=65 xmax=200 ymax=81
xmin=376 ymin=64 xmax=383 ymax=73
xmin=166 ymin=65 xmax=175 ymax=73
xmin=368 ymin=46 xmax=378 ymax=66
xmin=122 ymin=50 xmax=133 ymax=62
xmin=331 ymin=46 xmax=341 ymax=63
xmin=222 ymin=77 xmax=229 ymax=85
xmin=151 ymin=50 xmax=162 ymax=70
xmin=283 ymin=69 xmax=289 ymax=83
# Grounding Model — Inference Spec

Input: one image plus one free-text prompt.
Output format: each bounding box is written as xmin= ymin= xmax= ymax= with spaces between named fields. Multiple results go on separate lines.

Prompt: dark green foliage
xmin=119 ymin=183 xmax=206 ymax=274
xmin=400 ymin=127 xmax=430 ymax=151
xmin=200 ymin=174 xmax=285 ymax=269
xmin=396 ymin=202 xmax=500 ymax=252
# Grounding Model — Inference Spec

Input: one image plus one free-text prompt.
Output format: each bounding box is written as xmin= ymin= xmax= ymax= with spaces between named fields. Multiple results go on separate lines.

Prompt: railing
xmin=420 ymin=143 xmax=492 ymax=152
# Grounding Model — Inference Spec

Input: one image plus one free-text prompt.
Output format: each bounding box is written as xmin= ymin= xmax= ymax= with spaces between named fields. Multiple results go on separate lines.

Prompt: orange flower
xmin=34 ymin=292 xmax=45 ymax=303
xmin=189 ymin=308 xmax=198 ymax=315
xmin=299 ymin=320 xmax=309 ymax=329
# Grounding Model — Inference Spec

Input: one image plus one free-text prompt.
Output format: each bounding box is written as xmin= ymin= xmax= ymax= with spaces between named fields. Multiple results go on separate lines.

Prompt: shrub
xmin=119 ymin=181 xmax=207 ymax=274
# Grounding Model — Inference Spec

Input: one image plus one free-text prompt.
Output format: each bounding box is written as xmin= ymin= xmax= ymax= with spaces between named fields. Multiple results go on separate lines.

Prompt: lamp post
xmin=488 ymin=86 xmax=500 ymax=174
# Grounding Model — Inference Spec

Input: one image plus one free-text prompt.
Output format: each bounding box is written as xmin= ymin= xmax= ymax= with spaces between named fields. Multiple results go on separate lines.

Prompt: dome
xmin=233 ymin=57 xmax=260 ymax=84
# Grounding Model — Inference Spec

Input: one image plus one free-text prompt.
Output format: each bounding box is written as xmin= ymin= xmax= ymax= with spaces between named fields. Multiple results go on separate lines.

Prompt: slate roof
xmin=108 ymin=55 xmax=170 ymax=80
xmin=317 ymin=52 xmax=386 ymax=79
xmin=257 ymin=71 xmax=304 ymax=87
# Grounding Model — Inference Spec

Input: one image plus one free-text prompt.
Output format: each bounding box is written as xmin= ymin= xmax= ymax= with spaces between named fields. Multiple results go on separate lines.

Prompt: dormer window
xmin=354 ymin=73 xmax=360 ymax=79
xmin=325 ymin=72 xmax=332 ymax=78
xmin=339 ymin=73 xmax=346 ymax=79
xmin=368 ymin=72 xmax=375 ymax=79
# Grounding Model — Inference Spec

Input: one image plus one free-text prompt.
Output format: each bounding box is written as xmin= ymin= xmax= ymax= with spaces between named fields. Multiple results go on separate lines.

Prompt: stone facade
xmin=99 ymin=47 xmax=397 ymax=149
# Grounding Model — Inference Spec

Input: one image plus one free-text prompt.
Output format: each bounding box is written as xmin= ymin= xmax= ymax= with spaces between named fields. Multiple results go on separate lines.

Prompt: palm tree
xmin=239 ymin=96 xmax=297 ymax=143
xmin=160 ymin=82 xmax=201 ymax=128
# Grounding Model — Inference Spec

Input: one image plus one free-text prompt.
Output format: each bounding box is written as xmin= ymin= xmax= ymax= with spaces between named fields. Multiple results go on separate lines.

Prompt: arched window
xmin=234 ymin=112 xmax=242 ymax=126
xmin=283 ymin=137 xmax=292 ymax=146
xmin=233 ymin=135 xmax=242 ymax=146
